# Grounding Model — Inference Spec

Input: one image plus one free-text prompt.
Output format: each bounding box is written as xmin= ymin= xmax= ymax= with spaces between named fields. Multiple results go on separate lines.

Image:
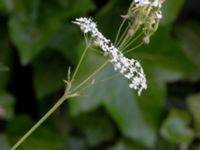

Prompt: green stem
xmin=71 ymin=45 xmax=90 ymax=83
xmin=114 ymin=19 xmax=126 ymax=45
xmin=121 ymin=32 xmax=143 ymax=52
xmin=10 ymin=92 xmax=78 ymax=150
xmin=71 ymin=61 xmax=109 ymax=93
xmin=116 ymin=25 xmax=129 ymax=47
xmin=124 ymin=42 xmax=144 ymax=54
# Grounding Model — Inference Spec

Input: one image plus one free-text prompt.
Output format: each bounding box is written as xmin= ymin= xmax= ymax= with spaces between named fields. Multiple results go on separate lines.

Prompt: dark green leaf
xmin=0 ymin=135 xmax=10 ymax=150
xmin=32 ymin=50 xmax=67 ymax=100
xmin=160 ymin=109 xmax=194 ymax=144
xmin=175 ymin=21 xmax=200 ymax=79
xmin=0 ymin=91 xmax=15 ymax=120
xmin=131 ymin=26 xmax=194 ymax=79
xmin=111 ymin=139 xmax=148 ymax=150
xmin=161 ymin=0 xmax=184 ymax=25
xmin=187 ymin=93 xmax=200 ymax=133
xmin=72 ymin=110 xmax=115 ymax=147
xmin=0 ymin=63 xmax=9 ymax=72
xmin=9 ymin=0 xmax=95 ymax=64
xmin=7 ymin=115 xmax=64 ymax=150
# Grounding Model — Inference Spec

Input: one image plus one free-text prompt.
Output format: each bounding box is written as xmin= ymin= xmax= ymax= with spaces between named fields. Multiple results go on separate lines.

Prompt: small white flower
xmin=73 ymin=17 xmax=147 ymax=95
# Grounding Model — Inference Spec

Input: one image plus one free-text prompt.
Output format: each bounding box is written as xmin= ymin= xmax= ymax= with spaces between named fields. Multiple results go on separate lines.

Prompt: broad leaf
xmin=0 ymin=91 xmax=14 ymax=120
xmin=160 ymin=109 xmax=194 ymax=144
xmin=32 ymin=50 xmax=68 ymax=100
xmin=187 ymin=93 xmax=200 ymax=133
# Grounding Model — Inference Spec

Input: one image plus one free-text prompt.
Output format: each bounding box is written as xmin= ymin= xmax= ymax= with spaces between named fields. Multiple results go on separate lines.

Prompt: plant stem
xmin=71 ymin=45 xmax=90 ymax=83
xmin=10 ymin=92 xmax=78 ymax=150
xmin=124 ymin=42 xmax=144 ymax=54
xmin=71 ymin=61 xmax=109 ymax=93
xmin=114 ymin=19 xmax=126 ymax=45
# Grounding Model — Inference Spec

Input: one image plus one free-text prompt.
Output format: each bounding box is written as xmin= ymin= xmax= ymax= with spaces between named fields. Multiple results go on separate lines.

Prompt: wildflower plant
xmin=11 ymin=0 xmax=165 ymax=149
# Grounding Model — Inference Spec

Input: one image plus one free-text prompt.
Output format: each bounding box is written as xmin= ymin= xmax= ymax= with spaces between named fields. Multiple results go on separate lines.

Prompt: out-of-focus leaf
xmin=0 ymin=91 xmax=14 ymax=120
xmin=137 ymin=79 xmax=165 ymax=128
xmin=0 ymin=135 xmax=10 ymax=150
xmin=111 ymin=139 xmax=147 ymax=150
xmin=20 ymin=127 xmax=64 ymax=150
xmin=0 ymin=63 xmax=9 ymax=72
xmin=72 ymin=110 xmax=115 ymax=147
xmin=155 ymin=136 xmax=176 ymax=150
xmin=175 ymin=21 xmax=200 ymax=79
xmin=32 ymin=50 xmax=68 ymax=100
xmin=0 ymin=26 xmax=11 ymax=90
xmin=69 ymin=52 xmax=157 ymax=148
xmin=131 ymin=26 xmax=194 ymax=79
xmin=9 ymin=0 xmax=95 ymax=65
xmin=47 ymin=24 xmax=81 ymax=65
xmin=7 ymin=115 xmax=64 ymax=150
xmin=67 ymin=136 xmax=87 ymax=150
xmin=161 ymin=0 xmax=184 ymax=25
xmin=187 ymin=93 xmax=200 ymax=132
xmin=102 ymin=75 xmax=156 ymax=148
xmin=160 ymin=109 xmax=194 ymax=144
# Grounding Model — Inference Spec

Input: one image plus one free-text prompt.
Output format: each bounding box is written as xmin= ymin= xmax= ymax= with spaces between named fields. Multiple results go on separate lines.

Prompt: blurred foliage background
xmin=0 ymin=0 xmax=200 ymax=149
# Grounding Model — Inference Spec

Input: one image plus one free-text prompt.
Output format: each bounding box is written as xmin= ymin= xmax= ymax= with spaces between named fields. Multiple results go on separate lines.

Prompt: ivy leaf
xmin=0 ymin=63 xmax=9 ymax=72
xmin=0 ymin=135 xmax=10 ymax=150
xmin=160 ymin=109 xmax=194 ymax=144
xmin=187 ymin=93 xmax=200 ymax=133
xmin=0 ymin=91 xmax=15 ymax=120
xmin=72 ymin=110 xmax=115 ymax=147
xmin=175 ymin=21 xmax=200 ymax=79
xmin=161 ymin=0 xmax=184 ymax=25
xmin=69 ymin=64 xmax=157 ymax=148
xmin=9 ymin=0 xmax=95 ymax=65
xmin=32 ymin=50 xmax=68 ymax=100
xmin=7 ymin=115 xmax=64 ymax=150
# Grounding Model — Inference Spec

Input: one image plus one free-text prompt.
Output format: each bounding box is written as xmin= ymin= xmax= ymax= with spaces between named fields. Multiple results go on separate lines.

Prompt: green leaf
xmin=67 ymin=136 xmax=87 ymax=150
xmin=7 ymin=115 xmax=64 ymax=150
xmin=175 ymin=21 xmax=200 ymax=79
xmin=20 ymin=127 xmax=64 ymax=150
xmin=0 ymin=135 xmax=10 ymax=150
xmin=112 ymin=139 xmax=148 ymax=150
xmin=137 ymin=79 xmax=165 ymax=128
xmin=187 ymin=93 xmax=200 ymax=133
xmin=161 ymin=0 xmax=184 ymax=25
xmin=72 ymin=110 xmax=115 ymax=147
xmin=47 ymin=24 xmax=82 ymax=65
xmin=0 ymin=63 xmax=9 ymax=72
xmin=131 ymin=26 xmax=195 ymax=79
xmin=69 ymin=53 xmax=157 ymax=148
xmin=32 ymin=50 xmax=68 ymax=100
xmin=9 ymin=0 xmax=95 ymax=64
xmin=102 ymin=75 xmax=156 ymax=148
xmin=160 ymin=109 xmax=194 ymax=144
xmin=0 ymin=91 xmax=15 ymax=120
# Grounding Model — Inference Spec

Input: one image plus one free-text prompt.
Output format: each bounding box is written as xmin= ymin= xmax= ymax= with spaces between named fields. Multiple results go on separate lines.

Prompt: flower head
xmin=123 ymin=0 xmax=165 ymax=43
xmin=73 ymin=17 xmax=147 ymax=95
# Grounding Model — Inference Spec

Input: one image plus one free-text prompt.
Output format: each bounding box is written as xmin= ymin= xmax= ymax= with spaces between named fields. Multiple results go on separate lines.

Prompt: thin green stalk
xmin=114 ymin=19 xmax=126 ymax=45
xmin=71 ymin=45 xmax=90 ymax=83
xmin=71 ymin=61 xmax=109 ymax=93
xmin=121 ymin=32 xmax=143 ymax=52
xmin=10 ymin=92 xmax=78 ymax=150
xmin=90 ymin=47 xmax=104 ymax=55
xmin=118 ymin=34 xmax=131 ymax=50
xmin=116 ymin=25 xmax=129 ymax=47
xmin=78 ymin=72 xmax=120 ymax=92
xmin=124 ymin=42 xmax=144 ymax=54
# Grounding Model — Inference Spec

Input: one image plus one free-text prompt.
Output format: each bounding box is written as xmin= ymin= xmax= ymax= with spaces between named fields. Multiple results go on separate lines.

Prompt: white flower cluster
xmin=73 ymin=17 xmax=147 ymax=95
xmin=135 ymin=0 xmax=164 ymax=19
